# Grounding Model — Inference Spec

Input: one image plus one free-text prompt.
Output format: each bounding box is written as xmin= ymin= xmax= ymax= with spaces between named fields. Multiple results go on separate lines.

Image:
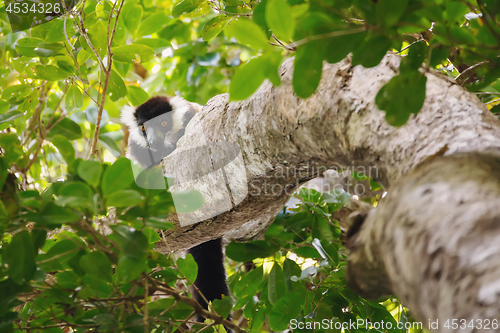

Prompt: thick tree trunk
xmin=157 ymin=53 xmax=500 ymax=331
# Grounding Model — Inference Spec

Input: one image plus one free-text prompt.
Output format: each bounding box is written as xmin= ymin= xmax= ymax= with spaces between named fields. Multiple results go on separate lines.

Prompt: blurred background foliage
xmin=0 ymin=0 xmax=499 ymax=331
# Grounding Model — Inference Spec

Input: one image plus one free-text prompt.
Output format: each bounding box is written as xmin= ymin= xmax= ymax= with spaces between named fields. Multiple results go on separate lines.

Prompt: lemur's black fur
xmin=188 ymin=238 xmax=230 ymax=322
xmin=121 ymin=97 xmax=231 ymax=328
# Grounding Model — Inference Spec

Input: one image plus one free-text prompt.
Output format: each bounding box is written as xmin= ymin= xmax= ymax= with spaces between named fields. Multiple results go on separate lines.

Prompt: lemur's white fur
xmin=121 ymin=105 xmax=147 ymax=148
xmin=120 ymin=96 xmax=198 ymax=150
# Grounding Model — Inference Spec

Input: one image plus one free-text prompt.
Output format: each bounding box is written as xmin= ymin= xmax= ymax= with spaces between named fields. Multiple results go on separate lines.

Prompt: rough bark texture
xmin=347 ymin=153 xmax=500 ymax=331
xmin=156 ymin=52 xmax=500 ymax=331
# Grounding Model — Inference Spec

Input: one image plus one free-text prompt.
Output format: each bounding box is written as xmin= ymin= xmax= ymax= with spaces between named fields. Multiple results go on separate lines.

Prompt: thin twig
xmin=207 ymin=1 xmax=252 ymax=16
xmin=396 ymin=39 xmax=424 ymax=54
xmin=159 ymin=231 xmax=217 ymax=321
xmin=148 ymin=276 xmax=245 ymax=333
xmin=455 ymin=61 xmax=487 ymax=85
xmin=77 ymin=17 xmax=106 ymax=73
xmin=172 ymin=311 xmax=197 ymax=333
xmin=18 ymin=83 xmax=46 ymax=173
xmin=143 ymin=278 xmax=149 ymax=333
xmin=272 ymin=33 xmax=294 ymax=51
xmin=64 ymin=14 xmax=76 ymax=51
xmin=88 ymin=0 xmax=125 ymax=158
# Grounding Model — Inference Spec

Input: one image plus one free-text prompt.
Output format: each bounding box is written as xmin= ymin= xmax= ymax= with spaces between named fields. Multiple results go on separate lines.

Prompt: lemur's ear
xmin=169 ymin=97 xmax=200 ymax=134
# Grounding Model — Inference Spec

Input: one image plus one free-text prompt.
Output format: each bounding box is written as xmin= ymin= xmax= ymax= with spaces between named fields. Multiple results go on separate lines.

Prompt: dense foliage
xmin=0 ymin=0 xmax=499 ymax=331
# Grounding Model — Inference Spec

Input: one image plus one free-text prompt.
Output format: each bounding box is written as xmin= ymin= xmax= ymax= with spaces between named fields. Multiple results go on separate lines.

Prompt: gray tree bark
xmin=158 ymin=53 xmax=500 ymax=332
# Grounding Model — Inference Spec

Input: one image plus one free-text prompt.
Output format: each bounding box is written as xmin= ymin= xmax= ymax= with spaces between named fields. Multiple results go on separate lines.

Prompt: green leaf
xmin=80 ymin=252 xmax=113 ymax=283
xmin=112 ymin=44 xmax=155 ymax=63
xmin=4 ymin=231 xmax=36 ymax=285
xmin=282 ymin=258 xmax=301 ymax=292
xmin=315 ymin=215 xmax=335 ymax=241
xmin=376 ymin=71 xmax=427 ymax=126
xmin=325 ymin=30 xmax=368 ymax=64
xmin=234 ymin=266 xmax=263 ymax=298
xmin=42 ymin=239 xmax=82 ymax=266
xmin=115 ymin=256 xmax=147 ymax=283
xmin=177 ymin=253 xmax=198 ymax=282
xmin=265 ymin=52 xmax=282 ymax=86
xmin=202 ymin=16 xmax=230 ymax=41
xmin=224 ymin=19 xmax=270 ymax=51
xmin=316 ymin=239 xmax=339 ymax=266
xmin=469 ymin=19 xmax=497 ymax=46
xmin=445 ymin=1 xmax=469 ymax=23
xmin=48 ymin=118 xmax=82 ymax=140
xmin=135 ymin=38 xmax=171 ymax=53
xmin=171 ymin=190 xmax=203 ymax=213
xmin=66 ymin=85 xmax=83 ymax=111
xmin=45 ymin=19 xmax=76 ymax=43
xmin=39 ymin=202 xmax=80 ymax=225
xmin=265 ymin=0 xmax=295 ymax=41
xmin=102 ymin=157 xmax=136 ymax=196
xmin=0 ymin=100 xmax=9 ymax=114
xmin=99 ymin=134 xmax=122 ymax=158
xmin=35 ymin=65 xmax=69 ymax=81
xmin=50 ymin=135 xmax=75 ymax=164
xmin=2 ymin=84 xmax=29 ymax=103
xmin=229 ymin=57 xmax=267 ymax=101
xmin=377 ymin=0 xmax=409 ymax=28
xmin=145 ymin=218 xmax=174 ymax=230
xmin=268 ymin=289 xmax=307 ymax=331
xmin=151 ymin=269 xmax=178 ymax=283
xmin=226 ymin=241 xmax=279 ymax=262
xmin=229 ymin=52 xmax=281 ymax=100
xmin=268 ymin=262 xmax=286 ymax=305
xmin=122 ymin=2 xmax=142 ymax=34
xmin=33 ymin=42 xmax=64 ymax=57
xmin=127 ymin=86 xmax=150 ymax=106
xmin=55 ymin=271 xmax=80 ymax=289
xmin=286 ymin=212 xmax=314 ymax=232
xmin=77 ymin=160 xmax=103 ymax=188
xmin=137 ymin=12 xmax=171 ymax=36
xmin=400 ymin=40 xmax=428 ymax=73
xmin=212 ymin=296 xmax=233 ymax=319
xmin=133 ymin=166 xmax=167 ymax=190
xmin=449 ymin=26 xmax=476 ymax=45
xmin=352 ymin=34 xmax=392 ymax=68
xmin=57 ymin=181 xmax=94 ymax=209
xmin=107 ymin=189 xmax=143 ymax=207
xmin=0 ymin=134 xmax=22 ymax=164
xmin=77 ymin=49 xmax=90 ymax=65
xmin=253 ymin=0 xmax=270 ymax=35
xmin=108 ymin=70 xmax=127 ymax=102
xmin=294 ymin=246 xmax=321 ymax=258
xmin=172 ymin=0 xmax=202 ymax=18
xmin=0 ymin=111 xmax=23 ymax=124
xmin=15 ymin=38 xmax=44 ymax=57
xmin=111 ymin=225 xmax=149 ymax=259
xmin=143 ymin=227 xmax=161 ymax=243
xmin=293 ymin=40 xmax=325 ymax=98
xmin=115 ymin=62 xmax=131 ymax=78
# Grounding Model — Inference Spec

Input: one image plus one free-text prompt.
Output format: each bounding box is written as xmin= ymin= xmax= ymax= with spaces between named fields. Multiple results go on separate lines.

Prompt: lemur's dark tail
xmin=188 ymin=237 xmax=232 ymax=330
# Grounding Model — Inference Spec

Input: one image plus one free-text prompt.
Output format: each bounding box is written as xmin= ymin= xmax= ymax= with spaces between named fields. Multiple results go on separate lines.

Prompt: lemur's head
xmin=121 ymin=96 xmax=198 ymax=168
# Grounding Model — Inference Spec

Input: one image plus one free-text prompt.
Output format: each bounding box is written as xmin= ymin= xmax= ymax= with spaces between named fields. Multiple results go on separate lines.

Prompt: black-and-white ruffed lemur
xmin=121 ymin=96 xmax=231 ymax=326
